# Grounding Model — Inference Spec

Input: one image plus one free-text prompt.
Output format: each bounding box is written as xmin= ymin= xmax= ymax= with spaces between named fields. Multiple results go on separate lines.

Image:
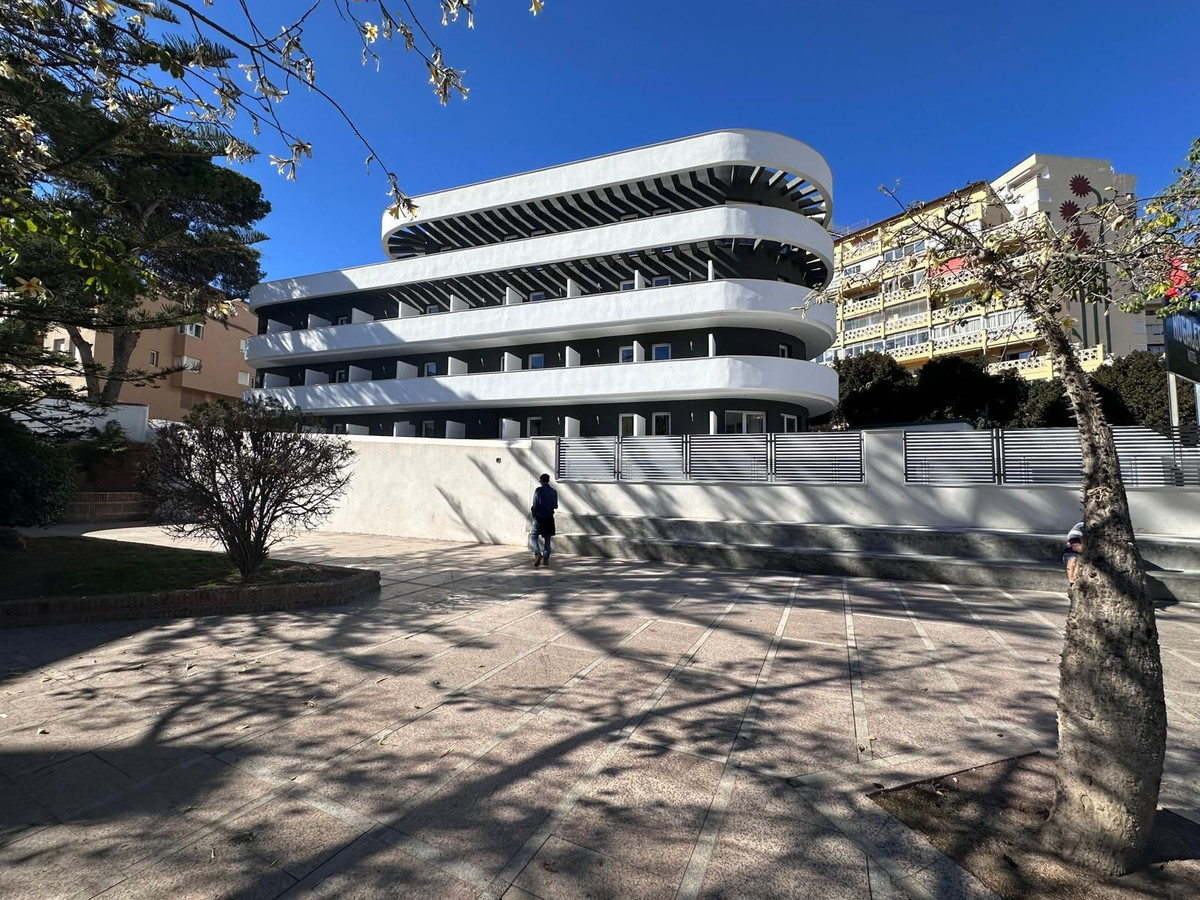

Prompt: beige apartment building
xmin=824 ymin=154 xmax=1148 ymax=380
xmin=43 ymin=302 xmax=258 ymax=421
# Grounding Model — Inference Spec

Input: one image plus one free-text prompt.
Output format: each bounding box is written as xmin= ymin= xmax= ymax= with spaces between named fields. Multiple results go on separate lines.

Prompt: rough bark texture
xmin=1038 ymin=316 xmax=1167 ymax=875
xmin=63 ymin=325 xmax=140 ymax=404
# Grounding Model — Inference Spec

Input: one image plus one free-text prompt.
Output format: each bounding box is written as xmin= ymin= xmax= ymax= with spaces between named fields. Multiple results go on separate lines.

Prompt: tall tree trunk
xmin=1038 ymin=316 xmax=1167 ymax=874
xmin=61 ymin=324 xmax=102 ymax=400
xmin=100 ymin=328 xmax=141 ymax=404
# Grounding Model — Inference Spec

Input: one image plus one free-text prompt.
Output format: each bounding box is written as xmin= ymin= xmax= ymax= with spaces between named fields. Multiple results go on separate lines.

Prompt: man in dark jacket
xmin=530 ymin=473 xmax=558 ymax=568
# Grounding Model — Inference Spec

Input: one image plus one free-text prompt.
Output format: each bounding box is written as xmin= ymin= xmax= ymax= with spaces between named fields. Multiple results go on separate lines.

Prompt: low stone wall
xmin=61 ymin=491 xmax=145 ymax=524
xmin=0 ymin=568 xmax=380 ymax=628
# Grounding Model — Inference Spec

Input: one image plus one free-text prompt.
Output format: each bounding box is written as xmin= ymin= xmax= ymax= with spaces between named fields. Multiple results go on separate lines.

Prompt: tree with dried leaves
xmin=2 ymin=1 xmax=545 ymax=419
xmin=815 ymin=141 xmax=1199 ymax=875
xmin=3 ymin=0 xmax=546 ymax=217
xmin=140 ymin=398 xmax=355 ymax=580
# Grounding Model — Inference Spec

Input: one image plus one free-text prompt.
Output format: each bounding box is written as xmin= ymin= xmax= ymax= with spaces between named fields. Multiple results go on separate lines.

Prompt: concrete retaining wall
xmin=323 ymin=432 xmax=1200 ymax=545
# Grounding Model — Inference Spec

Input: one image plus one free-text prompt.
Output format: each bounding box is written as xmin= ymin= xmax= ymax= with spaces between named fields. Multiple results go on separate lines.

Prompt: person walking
xmin=530 ymin=473 xmax=558 ymax=568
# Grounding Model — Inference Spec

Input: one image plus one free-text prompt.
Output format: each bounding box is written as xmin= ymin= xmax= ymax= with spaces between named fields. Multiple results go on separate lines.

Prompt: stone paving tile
xmin=300 ymin=697 xmax=525 ymax=823
xmin=220 ymin=706 xmax=385 ymax=781
xmin=218 ymin=794 xmax=369 ymax=880
xmin=619 ymin=619 xmax=705 ymax=666
xmin=0 ymin=824 xmax=127 ymax=900
xmin=401 ymin=633 xmax=542 ymax=692
xmin=94 ymin=836 xmax=297 ymax=899
xmin=471 ymin=644 xmax=601 ymax=707
xmin=514 ymin=835 xmax=678 ymax=900
xmin=8 ymin=752 xmax=137 ymax=820
xmin=7 ymin=528 xmax=1199 ymax=900
xmin=556 ymin=745 xmax=724 ymax=880
xmin=393 ymin=717 xmax=611 ymax=878
xmin=58 ymin=757 xmax=279 ymax=871
xmin=742 ymin=685 xmax=859 ymax=777
xmin=292 ymin=833 xmax=479 ymax=899
xmin=542 ymin=655 xmax=673 ymax=726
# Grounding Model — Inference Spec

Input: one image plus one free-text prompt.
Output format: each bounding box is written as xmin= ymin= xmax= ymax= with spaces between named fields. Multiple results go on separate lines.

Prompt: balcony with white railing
xmin=249 ymin=354 xmax=840 ymax=417
xmin=842 ymin=322 xmax=884 ymax=343
xmin=932 ymin=330 xmax=986 ymax=353
xmin=985 ymin=344 xmax=1106 ymax=380
xmin=244 ymin=279 xmax=837 ymax=368
xmin=841 ymin=294 xmax=883 ymax=316
xmin=840 ymin=238 xmax=880 ymax=264
xmin=891 ymin=341 xmax=932 ymax=361
xmin=884 ymin=312 xmax=929 ymax=333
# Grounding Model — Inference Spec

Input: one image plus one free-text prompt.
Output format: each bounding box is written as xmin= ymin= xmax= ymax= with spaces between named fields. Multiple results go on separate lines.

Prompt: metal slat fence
xmin=904 ymin=426 xmax=1200 ymax=487
xmin=556 ymin=432 xmax=864 ymax=484
xmin=904 ymin=431 xmax=999 ymax=485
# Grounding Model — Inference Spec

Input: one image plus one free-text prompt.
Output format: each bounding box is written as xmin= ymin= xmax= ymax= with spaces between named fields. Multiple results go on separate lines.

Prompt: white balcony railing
xmin=243 ymin=279 xmax=837 ymax=368
xmin=250 ymin=354 xmax=840 ymax=417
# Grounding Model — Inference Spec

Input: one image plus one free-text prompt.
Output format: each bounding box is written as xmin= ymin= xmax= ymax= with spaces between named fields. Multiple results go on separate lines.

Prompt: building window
xmin=778 ymin=343 xmax=793 ymax=358
xmin=882 ymin=271 xmax=926 ymax=295
xmin=528 ymin=353 xmax=545 ymax=369
xmin=651 ymin=343 xmax=671 ymax=361
xmin=426 ymin=304 xmax=441 ymax=315
xmin=883 ymin=299 xmax=929 ymax=324
xmin=529 ymin=291 xmax=546 ymax=302
xmin=52 ymin=338 xmax=67 ymax=353
xmin=332 ymin=423 xmax=347 ymax=435
xmin=843 ymin=263 xmax=862 ymax=276
xmin=335 ymin=315 xmax=350 ymax=326
xmin=619 ymin=345 xmax=635 ymax=363
xmin=149 ymin=350 xmax=159 ymax=366
xmin=239 ymin=339 xmax=249 ymax=355
xmin=882 ymin=239 xmax=926 ymax=263
xmin=651 ymin=412 xmax=671 ymax=436
xmin=781 ymin=414 xmax=799 ymax=433
xmin=178 ymin=355 xmax=202 ymax=372
xmin=725 ymin=410 xmax=766 ymax=434
xmin=237 ymin=371 xmax=252 ymax=386
xmin=652 ymin=276 xmax=671 ymax=287
xmin=334 ymin=369 xmax=349 ymax=383
xmin=527 ymin=417 xmax=543 ymax=437
xmin=422 ymin=361 xmax=437 ymax=377
xmin=619 ymin=413 xmax=637 ymax=437
xmin=844 ymin=311 xmax=883 ymax=331
xmin=884 ymin=329 xmax=930 ymax=352
xmin=177 ymin=322 xmax=204 ymax=339
xmin=619 ymin=279 xmax=636 ymax=291
xmin=421 ymin=420 xmax=436 ymax=438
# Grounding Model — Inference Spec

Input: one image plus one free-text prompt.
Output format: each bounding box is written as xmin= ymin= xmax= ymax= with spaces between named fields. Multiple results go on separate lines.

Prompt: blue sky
xmin=243 ymin=0 xmax=1200 ymax=282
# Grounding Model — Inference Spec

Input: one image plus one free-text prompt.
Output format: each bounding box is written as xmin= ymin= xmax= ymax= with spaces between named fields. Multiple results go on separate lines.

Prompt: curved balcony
xmin=244 ymin=280 xmax=836 ymax=367
xmin=383 ymin=129 xmax=834 ymax=256
xmin=251 ymin=204 xmax=835 ymax=309
xmin=248 ymin=355 xmax=839 ymax=417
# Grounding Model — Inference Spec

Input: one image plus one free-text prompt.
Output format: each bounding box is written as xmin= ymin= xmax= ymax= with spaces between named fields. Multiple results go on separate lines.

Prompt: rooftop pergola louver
xmin=385 ymin=164 xmax=830 ymax=259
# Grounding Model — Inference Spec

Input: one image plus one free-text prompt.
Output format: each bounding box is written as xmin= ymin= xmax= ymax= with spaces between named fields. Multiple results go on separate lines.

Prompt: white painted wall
xmin=322 ymin=435 xmax=553 ymax=544
xmin=321 ymin=432 xmax=1200 ymax=545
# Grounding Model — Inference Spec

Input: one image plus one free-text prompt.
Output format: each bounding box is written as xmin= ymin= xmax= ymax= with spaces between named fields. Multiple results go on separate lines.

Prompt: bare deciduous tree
xmin=140 ymin=398 xmax=355 ymax=580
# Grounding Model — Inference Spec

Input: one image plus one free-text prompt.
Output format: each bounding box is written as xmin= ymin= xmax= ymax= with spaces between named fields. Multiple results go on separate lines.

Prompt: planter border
xmin=0 ymin=567 xmax=380 ymax=627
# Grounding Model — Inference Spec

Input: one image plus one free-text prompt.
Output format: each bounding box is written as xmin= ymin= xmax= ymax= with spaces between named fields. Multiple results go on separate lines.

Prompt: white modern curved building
xmin=245 ymin=129 xmax=839 ymax=438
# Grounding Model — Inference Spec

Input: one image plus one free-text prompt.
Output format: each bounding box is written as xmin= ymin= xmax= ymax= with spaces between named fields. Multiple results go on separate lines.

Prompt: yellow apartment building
xmin=824 ymin=154 xmax=1148 ymax=380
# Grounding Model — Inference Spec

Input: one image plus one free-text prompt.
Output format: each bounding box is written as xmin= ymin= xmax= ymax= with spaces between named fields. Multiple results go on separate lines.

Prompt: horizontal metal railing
xmin=905 ymin=426 xmax=1200 ymax=487
xmin=556 ymin=432 xmax=865 ymax=484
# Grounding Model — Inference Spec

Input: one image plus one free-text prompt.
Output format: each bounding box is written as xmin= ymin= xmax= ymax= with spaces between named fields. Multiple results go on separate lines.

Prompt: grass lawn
xmin=1 ymin=537 xmax=346 ymax=601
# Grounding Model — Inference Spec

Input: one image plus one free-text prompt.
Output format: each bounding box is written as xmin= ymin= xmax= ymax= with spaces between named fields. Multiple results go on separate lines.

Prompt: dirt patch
xmin=873 ymin=752 xmax=1200 ymax=899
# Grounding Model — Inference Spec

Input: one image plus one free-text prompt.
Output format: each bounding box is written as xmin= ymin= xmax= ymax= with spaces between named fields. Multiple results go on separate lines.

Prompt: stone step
xmin=554 ymin=532 xmax=1200 ymax=602
xmin=558 ymin=515 xmax=1200 ymax=573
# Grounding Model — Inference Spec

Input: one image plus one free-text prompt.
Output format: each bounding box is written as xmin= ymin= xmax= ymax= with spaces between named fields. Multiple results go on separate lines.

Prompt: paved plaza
xmin=2 ymin=528 xmax=1199 ymax=899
